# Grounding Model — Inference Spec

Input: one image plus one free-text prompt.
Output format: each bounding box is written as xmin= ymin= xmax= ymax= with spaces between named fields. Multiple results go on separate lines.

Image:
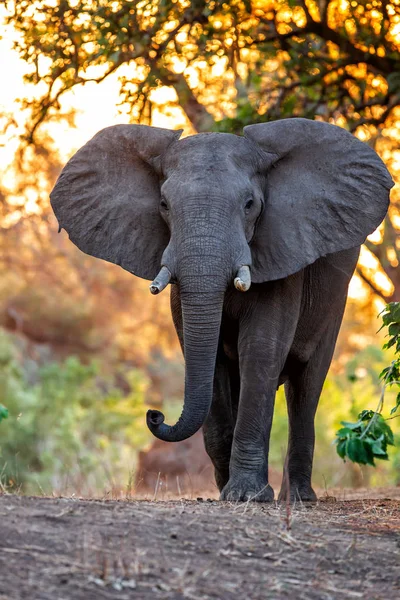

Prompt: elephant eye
xmin=160 ymin=199 xmax=169 ymax=211
xmin=244 ymin=199 xmax=254 ymax=211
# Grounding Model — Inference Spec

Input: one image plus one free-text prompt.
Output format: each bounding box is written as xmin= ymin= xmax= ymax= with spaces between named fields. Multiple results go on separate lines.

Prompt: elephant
xmin=50 ymin=118 xmax=393 ymax=502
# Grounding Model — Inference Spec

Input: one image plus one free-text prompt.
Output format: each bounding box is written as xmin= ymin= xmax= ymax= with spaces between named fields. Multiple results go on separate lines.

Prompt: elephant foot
xmin=220 ymin=477 xmax=274 ymax=503
xmin=278 ymin=483 xmax=317 ymax=504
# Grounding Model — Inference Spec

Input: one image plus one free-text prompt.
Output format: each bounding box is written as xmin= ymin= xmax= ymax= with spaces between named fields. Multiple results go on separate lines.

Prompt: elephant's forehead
xmin=163 ymin=132 xmax=254 ymax=172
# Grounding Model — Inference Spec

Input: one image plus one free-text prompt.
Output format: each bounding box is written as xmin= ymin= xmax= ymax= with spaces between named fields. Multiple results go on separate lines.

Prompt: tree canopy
xmin=5 ymin=0 xmax=400 ymax=302
xmin=6 ymin=1 xmax=400 ymax=133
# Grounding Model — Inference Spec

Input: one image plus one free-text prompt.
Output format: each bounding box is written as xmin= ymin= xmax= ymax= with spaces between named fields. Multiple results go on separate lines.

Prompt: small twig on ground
xmin=284 ymin=458 xmax=292 ymax=531
xmin=176 ymin=475 xmax=182 ymax=497
xmin=152 ymin=472 xmax=161 ymax=501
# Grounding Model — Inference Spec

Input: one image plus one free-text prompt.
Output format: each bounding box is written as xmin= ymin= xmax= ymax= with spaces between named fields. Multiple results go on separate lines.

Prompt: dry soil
xmin=0 ymin=492 xmax=399 ymax=600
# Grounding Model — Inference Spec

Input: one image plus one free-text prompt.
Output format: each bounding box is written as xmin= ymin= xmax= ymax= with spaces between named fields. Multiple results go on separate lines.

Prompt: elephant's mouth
xmin=149 ymin=264 xmax=251 ymax=295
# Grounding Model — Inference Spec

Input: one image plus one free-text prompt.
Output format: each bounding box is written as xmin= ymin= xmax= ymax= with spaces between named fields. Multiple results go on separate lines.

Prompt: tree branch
xmin=258 ymin=14 xmax=399 ymax=75
xmin=356 ymin=266 xmax=391 ymax=303
xmin=155 ymin=68 xmax=215 ymax=131
xmin=349 ymin=97 xmax=399 ymax=132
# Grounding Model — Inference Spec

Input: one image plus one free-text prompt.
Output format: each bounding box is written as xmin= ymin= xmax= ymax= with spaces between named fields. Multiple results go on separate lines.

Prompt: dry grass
xmin=0 ymin=491 xmax=399 ymax=599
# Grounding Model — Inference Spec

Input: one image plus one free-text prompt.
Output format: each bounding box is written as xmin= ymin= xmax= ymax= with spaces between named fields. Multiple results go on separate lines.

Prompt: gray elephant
xmin=50 ymin=118 xmax=393 ymax=502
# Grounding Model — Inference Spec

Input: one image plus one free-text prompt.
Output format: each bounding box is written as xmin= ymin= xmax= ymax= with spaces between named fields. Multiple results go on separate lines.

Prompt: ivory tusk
xmin=234 ymin=265 xmax=251 ymax=292
xmin=149 ymin=266 xmax=172 ymax=295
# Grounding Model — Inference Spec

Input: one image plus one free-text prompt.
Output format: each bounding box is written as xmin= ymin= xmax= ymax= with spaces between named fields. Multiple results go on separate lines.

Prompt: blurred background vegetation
xmin=0 ymin=0 xmax=399 ymax=496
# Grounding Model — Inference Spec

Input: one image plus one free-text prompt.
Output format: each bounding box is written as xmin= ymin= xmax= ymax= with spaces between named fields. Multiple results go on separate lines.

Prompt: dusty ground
xmin=0 ymin=492 xmax=399 ymax=600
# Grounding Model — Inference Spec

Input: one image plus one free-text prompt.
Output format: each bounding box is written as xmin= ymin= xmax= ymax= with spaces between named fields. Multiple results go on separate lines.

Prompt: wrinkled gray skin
xmin=50 ymin=119 xmax=393 ymax=502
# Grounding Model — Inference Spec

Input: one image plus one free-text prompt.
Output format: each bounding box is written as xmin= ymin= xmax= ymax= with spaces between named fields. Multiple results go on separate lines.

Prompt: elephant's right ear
xmin=50 ymin=124 xmax=182 ymax=281
xmin=244 ymin=119 xmax=393 ymax=283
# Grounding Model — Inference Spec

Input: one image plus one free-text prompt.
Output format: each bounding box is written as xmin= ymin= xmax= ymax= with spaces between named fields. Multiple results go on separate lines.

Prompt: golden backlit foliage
xmin=5 ymin=1 xmax=400 ymax=131
xmin=3 ymin=0 xmax=400 ymax=304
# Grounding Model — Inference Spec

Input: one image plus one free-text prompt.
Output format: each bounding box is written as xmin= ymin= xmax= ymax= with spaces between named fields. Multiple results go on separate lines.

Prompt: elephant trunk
xmin=147 ymin=250 xmax=228 ymax=442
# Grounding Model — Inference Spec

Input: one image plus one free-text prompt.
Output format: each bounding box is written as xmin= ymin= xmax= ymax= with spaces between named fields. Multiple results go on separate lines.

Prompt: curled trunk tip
xmin=234 ymin=265 xmax=251 ymax=292
xmin=150 ymin=266 xmax=171 ymax=295
xmin=146 ymin=408 xmax=203 ymax=442
xmin=147 ymin=409 xmax=165 ymax=428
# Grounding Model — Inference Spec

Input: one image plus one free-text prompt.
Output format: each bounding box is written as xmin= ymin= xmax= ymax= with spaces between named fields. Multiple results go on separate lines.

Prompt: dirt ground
xmin=0 ymin=491 xmax=399 ymax=600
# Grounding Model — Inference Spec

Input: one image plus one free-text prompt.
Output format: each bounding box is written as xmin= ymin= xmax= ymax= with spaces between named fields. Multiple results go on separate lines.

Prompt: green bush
xmin=0 ymin=330 xmax=151 ymax=495
xmin=0 ymin=405 xmax=8 ymax=422
xmin=334 ymin=303 xmax=400 ymax=470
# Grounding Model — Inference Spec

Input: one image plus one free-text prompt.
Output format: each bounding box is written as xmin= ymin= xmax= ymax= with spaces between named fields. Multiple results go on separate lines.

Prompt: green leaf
xmin=388 ymin=323 xmax=400 ymax=337
xmin=346 ymin=437 xmax=372 ymax=465
xmin=372 ymin=415 xmax=395 ymax=445
xmin=389 ymin=302 xmax=400 ymax=321
xmin=370 ymin=437 xmax=389 ymax=457
xmin=336 ymin=427 xmax=353 ymax=438
xmin=336 ymin=438 xmax=348 ymax=459
xmin=385 ymin=426 xmax=395 ymax=446
xmin=383 ymin=337 xmax=397 ymax=350
xmin=358 ymin=410 xmax=375 ymax=422
xmin=0 ymin=405 xmax=8 ymax=423
xmin=340 ymin=420 xmax=362 ymax=430
xmin=390 ymin=392 xmax=400 ymax=415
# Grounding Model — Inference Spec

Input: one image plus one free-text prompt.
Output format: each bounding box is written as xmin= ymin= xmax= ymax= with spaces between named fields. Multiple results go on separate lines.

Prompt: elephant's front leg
xmin=219 ymin=341 xmax=289 ymax=502
xmin=220 ymin=367 xmax=277 ymax=502
xmin=220 ymin=285 xmax=300 ymax=503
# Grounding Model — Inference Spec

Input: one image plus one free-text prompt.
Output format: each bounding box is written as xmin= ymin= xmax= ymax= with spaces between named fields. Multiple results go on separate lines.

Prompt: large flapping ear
xmin=244 ymin=118 xmax=393 ymax=283
xmin=50 ymin=124 xmax=182 ymax=281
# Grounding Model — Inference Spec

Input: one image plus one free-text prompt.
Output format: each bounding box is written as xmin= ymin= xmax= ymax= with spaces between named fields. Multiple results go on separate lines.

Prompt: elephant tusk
xmin=234 ymin=265 xmax=251 ymax=292
xmin=149 ymin=266 xmax=172 ymax=295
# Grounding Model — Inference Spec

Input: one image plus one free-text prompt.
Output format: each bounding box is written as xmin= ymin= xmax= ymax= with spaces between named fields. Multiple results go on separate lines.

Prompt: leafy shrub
xmin=335 ymin=302 xmax=400 ymax=467
xmin=0 ymin=330 xmax=151 ymax=495
xmin=0 ymin=405 xmax=7 ymax=422
xmin=335 ymin=410 xmax=394 ymax=466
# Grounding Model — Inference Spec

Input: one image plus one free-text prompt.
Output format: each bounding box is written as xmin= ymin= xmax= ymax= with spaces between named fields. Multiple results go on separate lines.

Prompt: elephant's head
xmin=50 ymin=119 xmax=393 ymax=442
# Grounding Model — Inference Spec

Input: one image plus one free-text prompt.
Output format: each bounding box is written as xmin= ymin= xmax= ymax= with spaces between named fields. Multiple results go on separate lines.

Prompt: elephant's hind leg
xmin=203 ymin=355 xmax=238 ymax=491
xmin=279 ymin=312 xmax=345 ymax=503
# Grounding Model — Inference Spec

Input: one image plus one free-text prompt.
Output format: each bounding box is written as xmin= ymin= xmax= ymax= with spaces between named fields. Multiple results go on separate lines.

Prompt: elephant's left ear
xmin=244 ymin=118 xmax=393 ymax=283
